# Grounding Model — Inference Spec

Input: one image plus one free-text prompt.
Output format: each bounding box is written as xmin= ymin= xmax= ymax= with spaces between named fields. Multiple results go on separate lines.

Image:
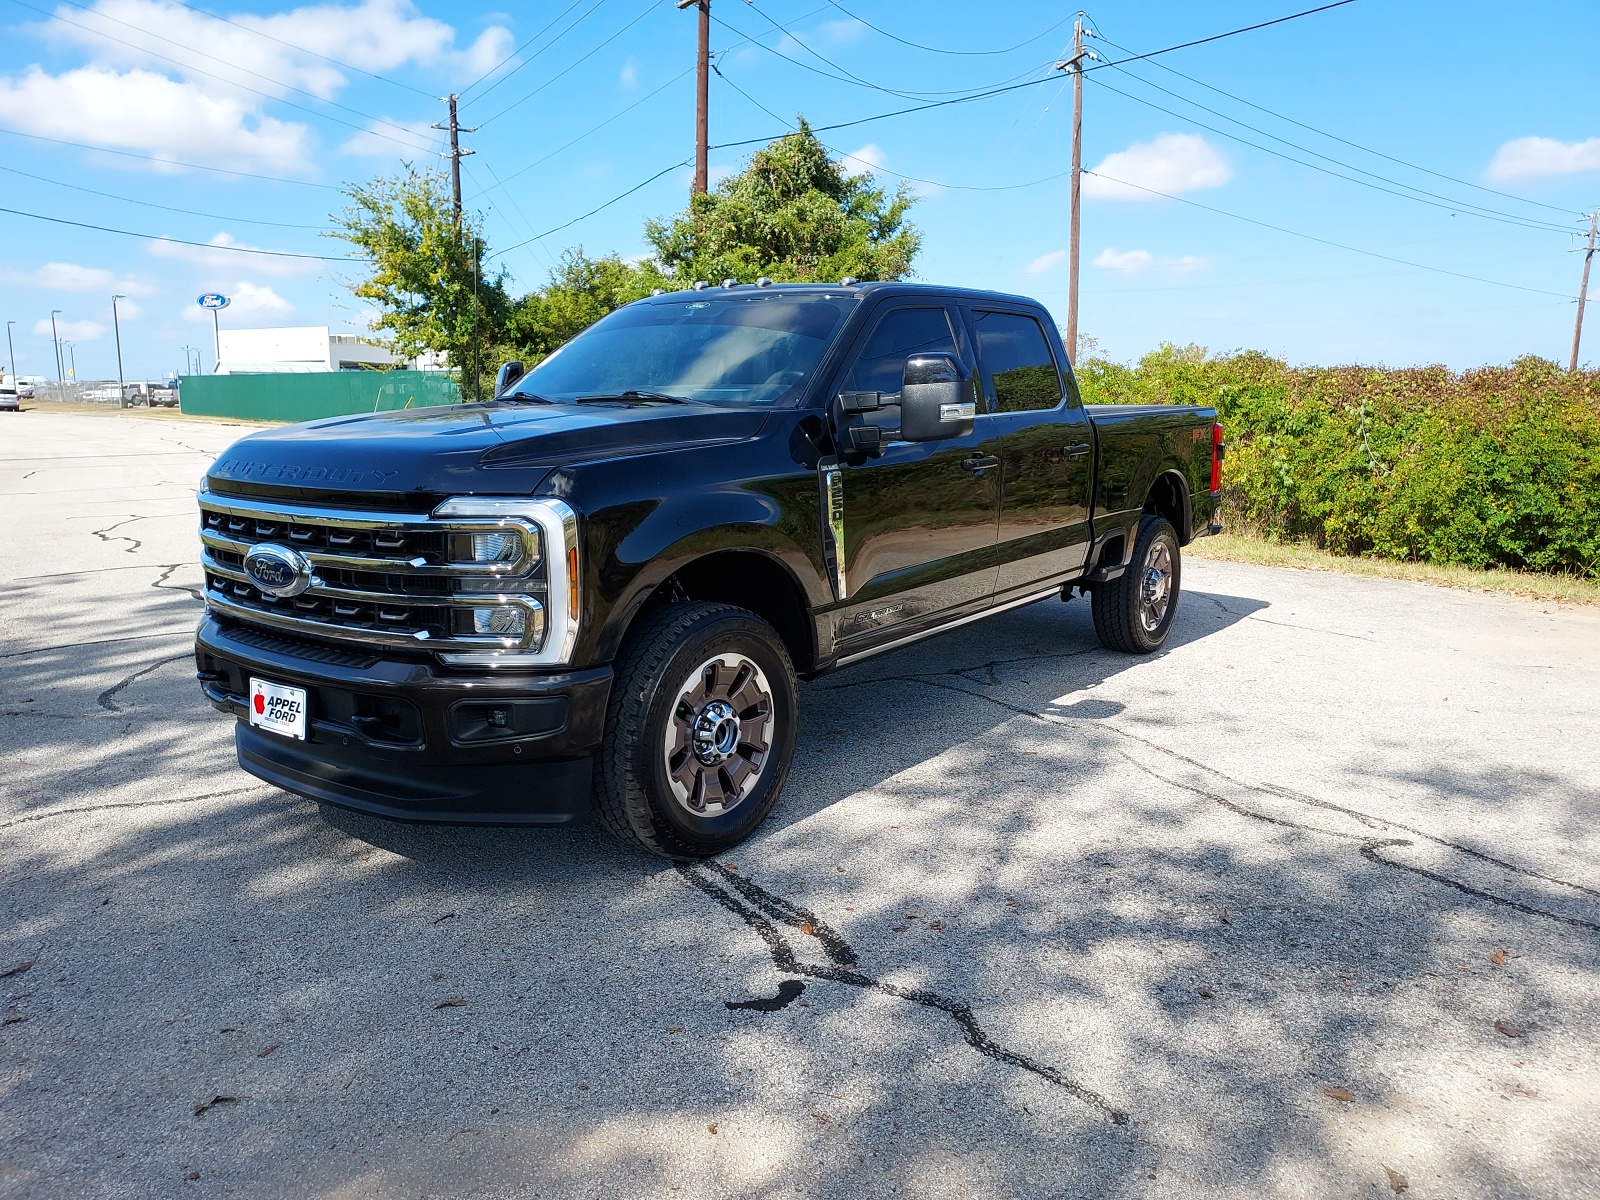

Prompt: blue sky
xmin=2 ymin=0 xmax=1598 ymax=382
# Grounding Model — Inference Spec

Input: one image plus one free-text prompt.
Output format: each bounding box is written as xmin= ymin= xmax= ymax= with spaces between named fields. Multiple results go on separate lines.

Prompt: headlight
xmin=430 ymin=496 xmax=579 ymax=668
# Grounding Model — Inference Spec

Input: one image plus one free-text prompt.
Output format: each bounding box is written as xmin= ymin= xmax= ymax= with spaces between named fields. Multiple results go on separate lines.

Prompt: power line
xmin=165 ymin=0 xmax=436 ymax=99
xmin=459 ymin=0 xmax=605 ymax=101
xmin=822 ymin=1 xmax=1076 ymax=57
xmin=13 ymin=0 xmax=438 ymax=153
xmin=496 ymin=159 xmax=692 ymax=256
xmin=477 ymin=0 xmax=670 ymax=128
xmin=710 ymin=0 xmax=1368 ymax=151
xmin=471 ymin=65 xmax=695 ymax=198
xmin=1080 ymin=169 xmax=1573 ymax=298
xmin=1080 ymin=0 xmax=1359 ymax=75
xmin=0 ymin=128 xmax=339 ymax=189
xmin=1087 ymin=75 xmax=1578 ymax=235
xmin=0 ymin=162 xmax=329 ymax=229
xmin=714 ymin=4 xmax=1054 ymax=101
xmin=0 ymin=204 xmax=365 ymax=260
xmin=1093 ymin=29 xmax=1577 ymax=219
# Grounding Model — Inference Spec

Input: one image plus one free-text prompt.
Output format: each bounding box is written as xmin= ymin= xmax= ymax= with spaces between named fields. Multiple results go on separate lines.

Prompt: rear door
xmin=830 ymin=302 xmax=1001 ymax=650
xmin=963 ymin=306 xmax=1096 ymax=599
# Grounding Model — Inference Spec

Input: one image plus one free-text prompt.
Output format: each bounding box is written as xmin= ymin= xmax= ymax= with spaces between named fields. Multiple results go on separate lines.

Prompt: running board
xmin=829 ymin=586 xmax=1063 ymax=671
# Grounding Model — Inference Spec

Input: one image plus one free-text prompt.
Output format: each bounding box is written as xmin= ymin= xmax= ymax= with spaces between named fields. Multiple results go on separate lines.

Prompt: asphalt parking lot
xmin=3 ymin=411 xmax=1599 ymax=1200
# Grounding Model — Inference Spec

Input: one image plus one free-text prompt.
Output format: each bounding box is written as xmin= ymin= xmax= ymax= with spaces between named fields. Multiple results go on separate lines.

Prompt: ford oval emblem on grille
xmin=243 ymin=543 xmax=314 ymax=598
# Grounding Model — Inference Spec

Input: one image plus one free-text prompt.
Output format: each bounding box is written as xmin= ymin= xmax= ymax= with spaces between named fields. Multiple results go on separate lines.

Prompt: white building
xmin=215 ymin=327 xmax=405 ymax=374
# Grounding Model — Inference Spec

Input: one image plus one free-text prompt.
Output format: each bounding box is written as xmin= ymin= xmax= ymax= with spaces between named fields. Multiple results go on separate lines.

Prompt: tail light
xmin=1210 ymin=421 xmax=1225 ymax=494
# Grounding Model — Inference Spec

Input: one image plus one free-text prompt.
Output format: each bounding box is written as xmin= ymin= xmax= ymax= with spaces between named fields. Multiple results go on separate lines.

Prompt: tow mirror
xmin=830 ymin=389 xmax=900 ymax=458
xmin=900 ymin=354 xmax=976 ymax=441
xmin=494 ymin=360 xmax=526 ymax=397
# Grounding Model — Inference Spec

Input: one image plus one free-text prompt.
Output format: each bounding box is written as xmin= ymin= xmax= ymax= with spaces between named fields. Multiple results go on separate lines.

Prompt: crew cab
xmin=194 ymin=282 xmax=1223 ymax=858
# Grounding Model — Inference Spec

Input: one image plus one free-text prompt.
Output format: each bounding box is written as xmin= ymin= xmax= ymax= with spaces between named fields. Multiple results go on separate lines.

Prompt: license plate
xmin=248 ymin=677 xmax=308 ymax=741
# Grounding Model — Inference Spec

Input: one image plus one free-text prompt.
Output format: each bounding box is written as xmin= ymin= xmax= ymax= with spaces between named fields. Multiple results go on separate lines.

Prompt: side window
xmin=972 ymin=311 xmax=1064 ymax=412
xmin=842 ymin=307 xmax=959 ymax=395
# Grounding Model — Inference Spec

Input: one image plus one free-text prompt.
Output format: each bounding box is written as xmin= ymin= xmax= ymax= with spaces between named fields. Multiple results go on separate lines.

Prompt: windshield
xmin=507 ymin=293 xmax=856 ymax=406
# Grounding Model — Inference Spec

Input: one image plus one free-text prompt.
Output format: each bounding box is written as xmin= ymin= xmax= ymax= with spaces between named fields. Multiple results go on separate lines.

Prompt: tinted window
xmin=510 ymin=295 xmax=855 ymax=406
xmin=972 ymin=311 xmax=1063 ymax=412
xmin=843 ymin=307 xmax=958 ymax=395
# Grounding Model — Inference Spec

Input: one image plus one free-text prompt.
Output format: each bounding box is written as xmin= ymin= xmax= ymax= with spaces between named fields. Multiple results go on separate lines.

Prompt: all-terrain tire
xmin=595 ymin=602 xmax=798 ymax=859
xmin=1091 ymin=515 xmax=1181 ymax=654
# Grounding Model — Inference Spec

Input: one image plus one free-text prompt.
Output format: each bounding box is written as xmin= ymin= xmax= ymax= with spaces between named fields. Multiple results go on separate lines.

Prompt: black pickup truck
xmin=195 ymin=282 xmax=1222 ymax=857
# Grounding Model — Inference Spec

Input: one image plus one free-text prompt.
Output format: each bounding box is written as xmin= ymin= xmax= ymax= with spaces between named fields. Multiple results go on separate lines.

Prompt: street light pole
xmin=50 ymin=309 xmax=64 ymax=396
xmin=5 ymin=321 xmax=16 ymax=386
xmin=112 ymin=294 xmax=127 ymax=408
xmin=65 ymin=341 xmax=77 ymax=381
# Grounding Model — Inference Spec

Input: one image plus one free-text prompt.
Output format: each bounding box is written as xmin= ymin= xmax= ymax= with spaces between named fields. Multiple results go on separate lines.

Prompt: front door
xmin=831 ymin=304 xmax=1002 ymax=651
xmin=964 ymin=306 xmax=1095 ymax=600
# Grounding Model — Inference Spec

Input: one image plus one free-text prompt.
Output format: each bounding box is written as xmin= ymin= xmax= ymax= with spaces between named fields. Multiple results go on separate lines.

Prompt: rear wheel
xmin=596 ymin=602 xmax=798 ymax=859
xmin=1091 ymin=515 xmax=1181 ymax=654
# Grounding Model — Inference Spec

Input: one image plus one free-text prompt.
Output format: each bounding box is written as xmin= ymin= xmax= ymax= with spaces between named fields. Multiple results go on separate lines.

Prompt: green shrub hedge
xmin=1076 ymin=346 xmax=1600 ymax=579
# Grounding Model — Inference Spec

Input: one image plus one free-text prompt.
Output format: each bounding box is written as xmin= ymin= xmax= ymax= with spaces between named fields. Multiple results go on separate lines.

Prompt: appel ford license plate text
xmin=249 ymin=678 xmax=308 ymax=740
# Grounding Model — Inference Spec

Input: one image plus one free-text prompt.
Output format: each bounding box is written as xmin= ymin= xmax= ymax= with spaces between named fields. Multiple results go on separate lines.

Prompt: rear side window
xmin=843 ymin=307 xmax=959 ymax=395
xmin=972 ymin=311 xmax=1063 ymax=412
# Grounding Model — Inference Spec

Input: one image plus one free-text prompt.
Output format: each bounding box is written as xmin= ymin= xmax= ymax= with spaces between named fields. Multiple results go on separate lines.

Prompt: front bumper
xmin=195 ymin=615 xmax=612 ymax=824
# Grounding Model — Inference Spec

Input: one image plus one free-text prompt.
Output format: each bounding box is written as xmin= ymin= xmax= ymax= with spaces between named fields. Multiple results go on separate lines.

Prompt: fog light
xmin=449 ymin=531 xmax=523 ymax=563
xmin=472 ymin=606 xmax=527 ymax=637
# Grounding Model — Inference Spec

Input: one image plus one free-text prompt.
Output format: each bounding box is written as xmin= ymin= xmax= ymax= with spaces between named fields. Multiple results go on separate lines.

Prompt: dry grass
xmin=15 ymin=399 xmax=276 ymax=427
xmin=1189 ymin=533 xmax=1600 ymax=607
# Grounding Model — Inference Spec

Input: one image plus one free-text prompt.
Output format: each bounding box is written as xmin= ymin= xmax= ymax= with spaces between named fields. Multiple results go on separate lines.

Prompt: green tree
xmin=644 ymin=120 xmax=921 ymax=285
xmin=330 ymin=165 xmax=508 ymax=398
xmin=500 ymin=249 xmax=659 ymax=364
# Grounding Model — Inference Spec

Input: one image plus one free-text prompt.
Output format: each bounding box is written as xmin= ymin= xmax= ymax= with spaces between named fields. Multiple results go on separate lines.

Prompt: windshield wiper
xmin=495 ymin=391 xmax=557 ymax=404
xmin=575 ymin=390 xmax=691 ymax=404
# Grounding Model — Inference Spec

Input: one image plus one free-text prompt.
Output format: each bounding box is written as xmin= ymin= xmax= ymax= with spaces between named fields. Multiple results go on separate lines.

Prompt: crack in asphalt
xmin=151 ymin=564 xmax=204 ymax=604
xmin=0 ymin=630 xmax=191 ymax=659
xmin=97 ymin=653 xmax=194 ymax=712
xmin=0 ymin=786 xmax=272 ymax=831
xmin=679 ymin=861 xmax=1131 ymax=1125
xmin=88 ymin=515 xmax=146 ymax=555
xmin=824 ymin=661 xmax=1600 ymax=938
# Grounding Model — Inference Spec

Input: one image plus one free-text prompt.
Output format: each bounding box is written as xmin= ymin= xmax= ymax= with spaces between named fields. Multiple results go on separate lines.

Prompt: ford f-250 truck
xmin=194 ymin=282 xmax=1223 ymax=858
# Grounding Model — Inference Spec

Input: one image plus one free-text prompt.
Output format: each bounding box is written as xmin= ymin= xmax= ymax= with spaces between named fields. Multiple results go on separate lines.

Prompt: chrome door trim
xmin=830 ymin=584 xmax=1060 ymax=670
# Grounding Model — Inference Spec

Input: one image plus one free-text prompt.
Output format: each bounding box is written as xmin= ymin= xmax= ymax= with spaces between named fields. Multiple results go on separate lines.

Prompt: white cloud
xmin=1082 ymin=133 xmax=1232 ymax=201
xmin=38 ymin=0 xmax=513 ymax=99
xmin=818 ymin=17 xmax=866 ymax=43
xmin=1 ymin=0 xmax=510 ymax=175
xmin=1487 ymin=136 xmax=1600 ymax=180
xmin=114 ymin=299 xmax=144 ymax=319
xmin=181 ymin=280 xmax=294 ymax=322
xmin=619 ymin=58 xmax=638 ymax=89
xmin=9 ymin=262 xmax=155 ymax=295
xmin=0 ymin=66 xmax=312 ymax=174
xmin=840 ymin=143 xmax=885 ymax=172
xmin=338 ymin=118 xmax=438 ymax=158
xmin=1025 ymin=249 xmax=1068 ymax=274
xmin=1093 ymin=247 xmax=1154 ymax=273
xmin=34 ymin=318 xmax=104 ymax=341
xmin=148 ymin=232 xmax=322 ymax=277
xmin=1171 ymin=255 xmax=1213 ymax=273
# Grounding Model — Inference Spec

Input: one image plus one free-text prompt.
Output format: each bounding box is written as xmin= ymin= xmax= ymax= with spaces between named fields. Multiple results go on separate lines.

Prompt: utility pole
xmin=1057 ymin=16 xmax=1092 ymax=364
xmin=677 ymin=0 xmax=710 ymax=195
xmin=1571 ymin=210 xmax=1598 ymax=372
xmin=50 ymin=309 xmax=63 ymax=387
xmin=5 ymin=321 xmax=16 ymax=386
xmin=65 ymin=341 xmax=77 ymax=381
xmin=112 ymin=295 xmax=127 ymax=408
xmin=433 ymin=94 xmax=477 ymax=231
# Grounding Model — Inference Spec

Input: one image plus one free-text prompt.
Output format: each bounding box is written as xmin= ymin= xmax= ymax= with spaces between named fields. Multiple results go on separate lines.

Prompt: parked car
xmin=194 ymin=281 xmax=1224 ymax=858
xmin=0 ymin=387 xmax=18 ymax=412
xmin=17 ymin=382 xmax=35 ymax=400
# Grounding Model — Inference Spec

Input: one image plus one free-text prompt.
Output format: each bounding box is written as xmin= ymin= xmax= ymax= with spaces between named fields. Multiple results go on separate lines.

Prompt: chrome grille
xmin=198 ymin=491 xmax=548 ymax=653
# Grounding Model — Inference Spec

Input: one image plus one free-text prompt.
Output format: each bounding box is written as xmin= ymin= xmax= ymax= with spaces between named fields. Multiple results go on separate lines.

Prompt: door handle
xmin=960 ymin=454 xmax=1000 ymax=473
xmin=1062 ymin=442 xmax=1091 ymax=460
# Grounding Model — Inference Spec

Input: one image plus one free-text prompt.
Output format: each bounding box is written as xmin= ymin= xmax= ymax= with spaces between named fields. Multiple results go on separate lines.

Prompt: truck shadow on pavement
xmin=6 ymin=581 xmax=1600 ymax=1197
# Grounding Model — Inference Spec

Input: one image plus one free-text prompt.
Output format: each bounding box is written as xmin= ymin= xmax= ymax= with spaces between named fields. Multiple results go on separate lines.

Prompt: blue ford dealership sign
xmin=198 ymin=293 xmax=230 ymax=310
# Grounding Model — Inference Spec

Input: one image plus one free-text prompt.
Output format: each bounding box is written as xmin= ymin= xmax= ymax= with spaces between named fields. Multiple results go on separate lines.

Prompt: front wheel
xmin=595 ymin=602 xmax=798 ymax=859
xmin=1091 ymin=515 xmax=1181 ymax=654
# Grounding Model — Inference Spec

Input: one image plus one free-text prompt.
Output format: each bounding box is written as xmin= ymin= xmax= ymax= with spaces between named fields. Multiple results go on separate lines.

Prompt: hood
xmin=205 ymin=400 xmax=769 ymax=505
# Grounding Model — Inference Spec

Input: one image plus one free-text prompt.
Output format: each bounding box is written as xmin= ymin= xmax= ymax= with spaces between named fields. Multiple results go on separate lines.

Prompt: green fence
xmin=178 ymin=371 xmax=462 ymax=423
